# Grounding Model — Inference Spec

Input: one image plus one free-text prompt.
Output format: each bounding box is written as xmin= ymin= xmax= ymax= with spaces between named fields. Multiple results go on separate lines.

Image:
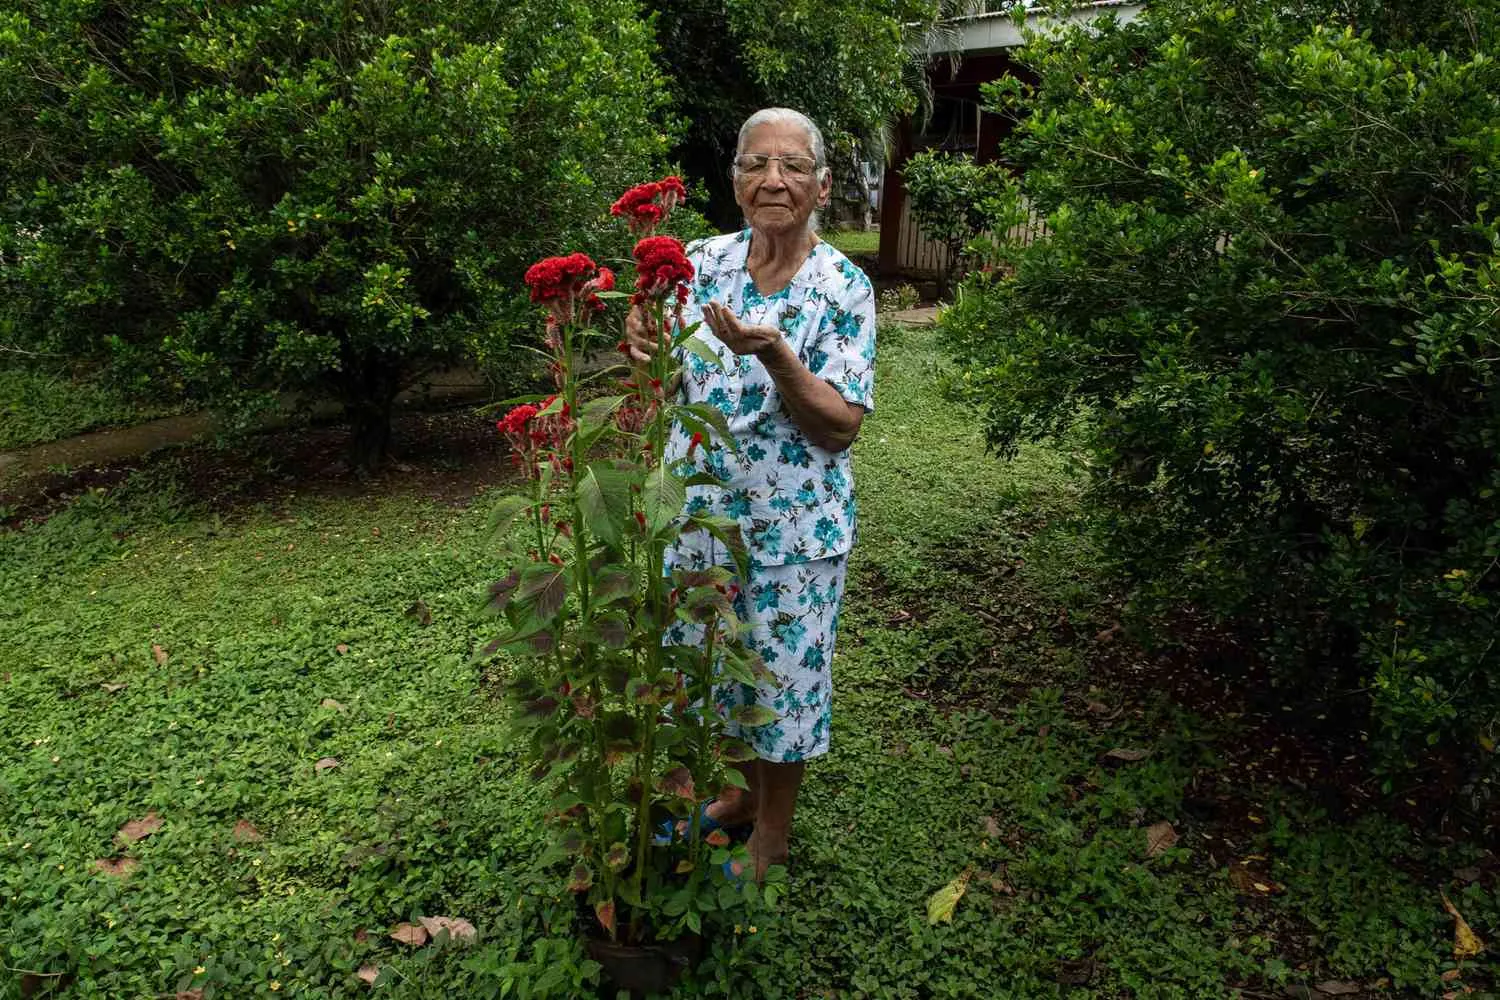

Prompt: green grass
xmin=3 ymin=325 xmax=1495 ymax=998
xmin=0 ymin=367 xmax=189 ymax=451
xmin=822 ymin=228 xmax=880 ymax=256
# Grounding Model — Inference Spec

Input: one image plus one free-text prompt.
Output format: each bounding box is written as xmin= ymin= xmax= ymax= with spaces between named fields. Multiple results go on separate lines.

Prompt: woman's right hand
xmin=624 ymin=305 xmax=658 ymax=365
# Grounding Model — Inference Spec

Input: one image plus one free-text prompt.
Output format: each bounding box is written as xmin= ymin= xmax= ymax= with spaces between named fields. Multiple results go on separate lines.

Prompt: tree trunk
xmin=851 ymin=140 xmax=874 ymax=231
xmin=340 ymin=349 xmax=402 ymax=473
xmin=347 ymin=397 xmax=394 ymax=473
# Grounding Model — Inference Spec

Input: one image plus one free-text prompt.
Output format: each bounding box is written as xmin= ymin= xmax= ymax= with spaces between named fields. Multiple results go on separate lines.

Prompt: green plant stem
xmin=688 ymin=611 xmax=717 ymax=876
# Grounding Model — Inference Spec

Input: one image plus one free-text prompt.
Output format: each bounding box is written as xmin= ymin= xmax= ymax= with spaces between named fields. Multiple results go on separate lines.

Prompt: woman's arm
xmin=700 ymin=301 xmax=865 ymax=453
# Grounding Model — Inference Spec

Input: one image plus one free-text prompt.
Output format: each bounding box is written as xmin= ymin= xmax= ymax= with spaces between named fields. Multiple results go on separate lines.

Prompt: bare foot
xmin=746 ymin=826 xmax=789 ymax=882
xmin=705 ymin=788 xmax=756 ymax=828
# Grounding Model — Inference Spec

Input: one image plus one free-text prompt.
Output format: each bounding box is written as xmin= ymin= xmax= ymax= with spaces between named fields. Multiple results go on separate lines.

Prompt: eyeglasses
xmin=732 ymin=153 xmax=818 ymax=178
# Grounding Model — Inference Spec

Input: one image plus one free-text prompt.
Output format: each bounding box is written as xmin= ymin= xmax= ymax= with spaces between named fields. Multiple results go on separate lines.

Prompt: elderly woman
xmin=625 ymin=108 xmax=877 ymax=880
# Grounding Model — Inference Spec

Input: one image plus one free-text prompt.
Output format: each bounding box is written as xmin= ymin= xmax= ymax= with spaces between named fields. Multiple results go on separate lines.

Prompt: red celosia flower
xmin=611 ymin=176 xmax=689 ymax=235
xmin=632 ymin=236 xmax=694 ymax=301
xmin=496 ymin=404 xmax=538 ymax=436
xmin=524 ymin=253 xmax=598 ymax=304
xmin=688 ymin=431 xmax=704 ymax=456
xmin=659 ymin=175 xmax=686 ymax=209
xmin=525 ymin=253 xmax=612 ymax=329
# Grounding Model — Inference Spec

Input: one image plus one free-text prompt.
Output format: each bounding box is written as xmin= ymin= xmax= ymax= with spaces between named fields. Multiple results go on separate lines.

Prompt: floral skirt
xmin=664 ymin=543 xmax=849 ymax=763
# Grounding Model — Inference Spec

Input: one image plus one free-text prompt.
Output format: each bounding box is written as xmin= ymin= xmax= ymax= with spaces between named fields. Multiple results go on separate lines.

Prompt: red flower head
xmin=525 ymin=253 xmax=608 ymax=329
xmin=659 ymin=175 xmax=687 ymax=211
xmin=524 ymin=253 xmax=598 ymax=304
xmin=611 ymin=176 xmax=689 ymax=235
xmin=496 ymin=403 xmax=538 ymax=436
xmin=631 ymin=236 xmax=694 ymax=302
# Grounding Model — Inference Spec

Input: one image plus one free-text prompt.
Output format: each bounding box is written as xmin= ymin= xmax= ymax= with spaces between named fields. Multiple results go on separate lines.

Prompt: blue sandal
xmin=653 ymin=802 xmax=752 ymax=846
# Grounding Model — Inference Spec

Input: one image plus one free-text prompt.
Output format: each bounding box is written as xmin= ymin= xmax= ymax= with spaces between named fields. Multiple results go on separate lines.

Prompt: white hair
xmin=735 ymin=107 xmax=829 ymax=171
xmin=733 ymin=107 xmax=831 ymax=231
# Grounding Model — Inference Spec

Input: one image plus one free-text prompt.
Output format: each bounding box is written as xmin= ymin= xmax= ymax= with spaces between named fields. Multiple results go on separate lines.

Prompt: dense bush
xmin=944 ymin=0 xmax=1500 ymax=779
xmin=902 ymin=150 xmax=1009 ymax=295
xmin=0 ymin=0 xmax=671 ymax=467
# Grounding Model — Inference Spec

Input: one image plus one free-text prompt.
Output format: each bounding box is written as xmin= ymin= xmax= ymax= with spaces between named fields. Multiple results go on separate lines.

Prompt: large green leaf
xmin=486 ymin=494 xmax=535 ymax=539
xmin=575 ymin=462 xmax=634 ymax=548
xmin=516 ymin=566 xmax=569 ymax=624
xmin=678 ymin=335 xmax=725 ymax=373
xmin=643 ymin=465 xmax=687 ymax=535
xmin=680 ymin=402 xmax=735 ymax=448
xmin=731 ymin=705 xmax=779 ymax=728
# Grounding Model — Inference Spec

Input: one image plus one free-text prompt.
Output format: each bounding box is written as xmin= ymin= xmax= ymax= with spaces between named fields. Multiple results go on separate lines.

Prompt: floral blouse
xmin=665 ymin=230 xmax=877 ymax=568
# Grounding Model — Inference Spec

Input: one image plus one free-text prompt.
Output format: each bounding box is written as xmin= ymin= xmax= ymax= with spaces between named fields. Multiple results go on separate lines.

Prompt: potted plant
xmin=480 ymin=178 xmax=783 ymax=995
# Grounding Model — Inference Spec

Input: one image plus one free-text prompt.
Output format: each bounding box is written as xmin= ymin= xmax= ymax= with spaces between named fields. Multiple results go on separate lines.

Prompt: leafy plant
xmin=946 ymin=0 xmax=1500 ymax=779
xmin=902 ymin=151 xmax=1011 ymax=296
xmin=479 ymin=179 xmax=777 ymax=958
xmin=0 ymin=0 xmax=672 ymax=469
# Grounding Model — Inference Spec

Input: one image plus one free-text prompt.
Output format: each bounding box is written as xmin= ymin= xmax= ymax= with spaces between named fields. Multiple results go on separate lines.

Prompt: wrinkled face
xmin=733 ymin=120 xmax=831 ymax=237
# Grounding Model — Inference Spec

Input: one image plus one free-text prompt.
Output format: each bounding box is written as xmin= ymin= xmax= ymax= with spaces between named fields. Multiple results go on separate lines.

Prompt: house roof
xmin=932 ymin=2 xmax=1145 ymax=54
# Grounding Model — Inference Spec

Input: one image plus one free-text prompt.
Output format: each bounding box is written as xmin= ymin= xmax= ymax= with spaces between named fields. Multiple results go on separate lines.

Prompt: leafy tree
xmin=646 ymin=0 xmax=941 ymax=229
xmin=0 ymin=0 xmax=672 ymax=468
xmin=944 ymin=0 xmax=1500 ymax=779
xmin=902 ymin=150 xmax=1009 ymax=295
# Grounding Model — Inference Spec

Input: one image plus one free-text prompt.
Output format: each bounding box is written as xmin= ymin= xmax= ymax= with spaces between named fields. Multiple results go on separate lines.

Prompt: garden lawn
xmin=3 ymin=325 xmax=1496 ymax=998
xmin=822 ymin=228 xmax=880 ymax=257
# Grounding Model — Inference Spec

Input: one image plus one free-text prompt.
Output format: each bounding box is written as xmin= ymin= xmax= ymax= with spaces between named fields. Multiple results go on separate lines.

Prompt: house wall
xmin=878 ymin=3 xmax=1144 ymax=280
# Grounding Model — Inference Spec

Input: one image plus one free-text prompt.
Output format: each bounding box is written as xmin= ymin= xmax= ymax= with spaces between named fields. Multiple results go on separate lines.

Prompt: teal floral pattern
xmin=665 ymin=229 xmax=877 ymax=570
xmin=665 ymin=547 xmax=848 ymax=762
xmin=660 ymin=229 xmax=875 ymax=761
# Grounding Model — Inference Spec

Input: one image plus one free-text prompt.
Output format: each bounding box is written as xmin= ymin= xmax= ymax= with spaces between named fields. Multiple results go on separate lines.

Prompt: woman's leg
xmin=747 ymin=759 xmax=806 ymax=879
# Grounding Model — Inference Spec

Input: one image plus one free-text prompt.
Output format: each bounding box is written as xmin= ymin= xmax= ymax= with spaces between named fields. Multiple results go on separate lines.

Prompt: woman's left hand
xmin=702 ymin=301 xmax=782 ymax=357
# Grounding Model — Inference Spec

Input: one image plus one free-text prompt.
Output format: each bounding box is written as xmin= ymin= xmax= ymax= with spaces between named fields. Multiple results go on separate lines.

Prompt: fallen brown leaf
xmin=1104 ymin=747 xmax=1151 ymax=762
xmin=152 ymin=644 xmax=168 ymax=665
xmin=418 ymin=915 xmax=477 ymax=944
xmin=176 ymin=991 xmax=205 ymax=1000
xmin=1440 ymin=969 xmax=1462 ymax=982
xmin=1442 ymin=892 xmax=1486 ymax=958
xmin=1145 ymin=821 xmax=1179 ymax=858
xmin=231 ymin=819 xmax=263 ymax=843
xmin=982 ymin=815 xmax=1002 ymax=839
xmin=390 ymin=922 xmax=428 ymax=946
xmin=320 ymin=698 xmax=347 ymax=712
xmin=336 ymin=643 xmax=350 ymax=655
xmin=1229 ymin=866 xmax=1256 ymax=892
xmin=93 ymin=857 xmax=139 ymax=877
xmin=101 ymin=682 xmax=128 ymax=694
xmin=314 ymin=757 xmax=340 ymax=773
xmin=357 ymin=965 xmax=380 ymax=986
xmin=1315 ymin=981 xmax=1360 ymax=996
xmin=117 ymin=811 xmax=163 ymax=844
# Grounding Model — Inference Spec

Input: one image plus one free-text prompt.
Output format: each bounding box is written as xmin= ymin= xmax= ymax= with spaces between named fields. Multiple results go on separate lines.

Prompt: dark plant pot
xmin=586 ymin=934 xmax=702 ymax=998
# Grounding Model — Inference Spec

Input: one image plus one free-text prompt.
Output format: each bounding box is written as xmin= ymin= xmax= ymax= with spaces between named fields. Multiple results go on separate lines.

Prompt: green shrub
xmin=902 ymin=150 xmax=1010 ymax=296
xmin=0 ymin=0 xmax=672 ymax=468
xmin=945 ymin=0 xmax=1500 ymax=780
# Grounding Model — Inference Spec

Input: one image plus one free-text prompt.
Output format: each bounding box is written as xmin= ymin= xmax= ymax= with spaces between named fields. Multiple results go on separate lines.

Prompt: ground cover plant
xmin=3 ymin=324 xmax=1498 ymax=998
xmin=0 ymin=368 xmax=193 ymax=453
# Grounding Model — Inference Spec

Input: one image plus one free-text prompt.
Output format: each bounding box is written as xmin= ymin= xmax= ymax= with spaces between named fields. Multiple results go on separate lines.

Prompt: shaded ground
xmin=0 ymin=366 xmax=493 ymax=484
xmin=2 ymin=322 xmax=1496 ymax=998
